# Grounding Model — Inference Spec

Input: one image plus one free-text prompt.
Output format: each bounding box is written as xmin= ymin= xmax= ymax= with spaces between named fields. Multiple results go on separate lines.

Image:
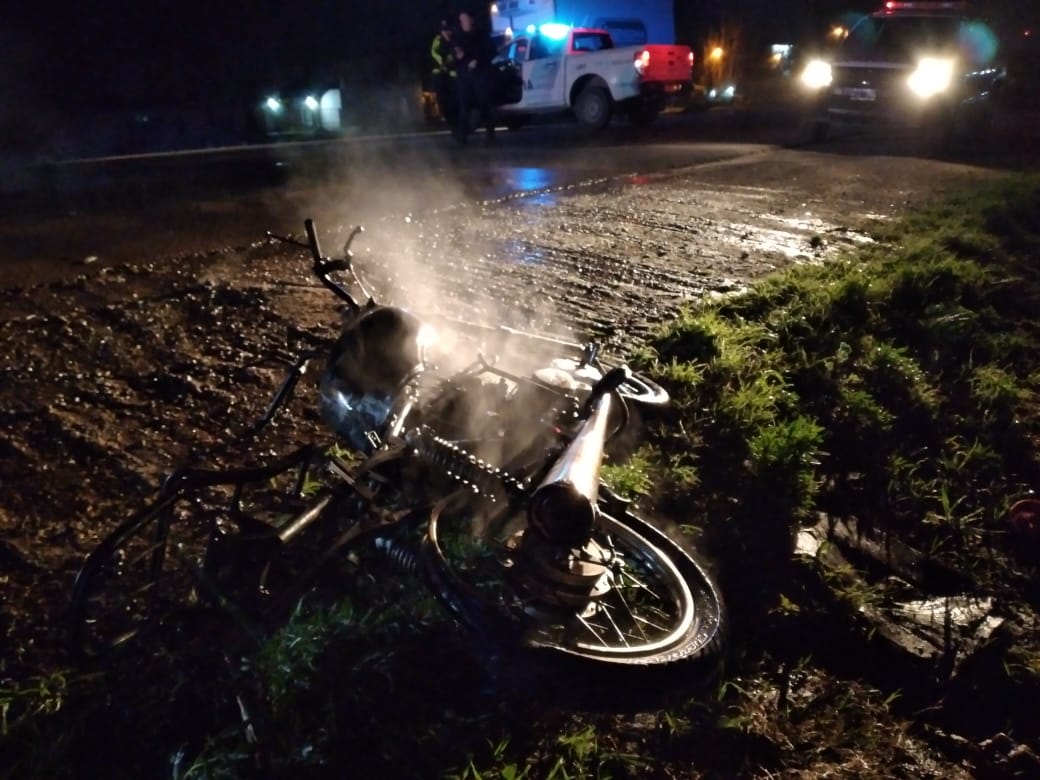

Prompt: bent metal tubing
xmin=69 ymin=445 xmax=319 ymax=655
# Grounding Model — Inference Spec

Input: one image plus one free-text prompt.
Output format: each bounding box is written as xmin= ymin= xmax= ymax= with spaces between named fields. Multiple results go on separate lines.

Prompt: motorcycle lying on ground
xmin=69 ymin=219 xmax=725 ymax=675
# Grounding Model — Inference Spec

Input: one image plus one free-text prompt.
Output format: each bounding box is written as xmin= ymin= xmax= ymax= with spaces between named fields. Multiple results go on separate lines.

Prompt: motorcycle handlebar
xmin=268 ymin=219 xmax=373 ymax=313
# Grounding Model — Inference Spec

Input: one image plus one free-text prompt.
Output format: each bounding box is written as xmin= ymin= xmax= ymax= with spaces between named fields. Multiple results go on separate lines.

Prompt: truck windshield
xmin=843 ymin=16 xmax=962 ymax=62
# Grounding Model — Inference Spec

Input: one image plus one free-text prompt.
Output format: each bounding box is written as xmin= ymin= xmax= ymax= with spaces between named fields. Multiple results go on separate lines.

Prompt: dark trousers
xmin=456 ymin=68 xmax=495 ymax=139
xmin=433 ymin=72 xmax=457 ymax=126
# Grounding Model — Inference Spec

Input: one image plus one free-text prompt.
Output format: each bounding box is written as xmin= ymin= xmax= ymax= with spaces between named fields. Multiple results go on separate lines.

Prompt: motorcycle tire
xmin=421 ymin=496 xmax=726 ymax=670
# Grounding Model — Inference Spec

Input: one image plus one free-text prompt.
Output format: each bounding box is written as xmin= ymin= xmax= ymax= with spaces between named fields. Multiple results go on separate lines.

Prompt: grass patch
xmin=641 ymin=175 xmax=1040 ymax=585
xmin=627 ymin=173 xmax=1040 ymax=771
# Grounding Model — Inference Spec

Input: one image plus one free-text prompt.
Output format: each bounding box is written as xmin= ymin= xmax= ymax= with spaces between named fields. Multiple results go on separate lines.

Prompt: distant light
xmin=709 ymin=46 xmax=724 ymax=62
xmin=526 ymin=24 xmax=536 ymax=34
xmin=539 ymin=22 xmax=570 ymax=40
xmin=830 ymin=26 xmax=847 ymax=39
xmin=490 ymin=2 xmax=499 ymax=14
xmin=304 ymin=95 xmax=319 ymax=110
xmin=265 ymin=97 xmax=282 ymax=112
xmin=1025 ymin=29 xmax=1032 ymax=37
xmin=724 ymin=85 xmax=735 ymax=98
xmin=505 ymin=26 xmax=513 ymax=38
xmin=708 ymin=88 xmax=717 ymax=99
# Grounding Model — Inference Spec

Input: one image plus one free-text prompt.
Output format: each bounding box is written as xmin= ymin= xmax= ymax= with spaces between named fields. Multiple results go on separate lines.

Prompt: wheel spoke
xmin=629 ymin=612 xmax=671 ymax=634
xmin=597 ymin=603 xmax=632 ymax=646
xmin=576 ymin=613 xmax=611 ymax=647
xmin=608 ymin=591 xmax=652 ymax=640
xmin=617 ymin=566 xmax=664 ymax=603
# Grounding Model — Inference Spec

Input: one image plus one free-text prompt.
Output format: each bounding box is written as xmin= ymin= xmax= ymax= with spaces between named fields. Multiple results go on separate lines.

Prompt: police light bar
xmin=540 ymin=22 xmax=570 ymax=39
xmin=882 ymin=1 xmax=968 ymax=11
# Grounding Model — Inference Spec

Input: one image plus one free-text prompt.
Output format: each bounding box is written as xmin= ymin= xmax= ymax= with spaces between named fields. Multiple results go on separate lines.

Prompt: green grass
xmin=640 ymin=176 xmax=1040 ymax=587
xmin=618 ymin=173 xmax=1040 ymax=773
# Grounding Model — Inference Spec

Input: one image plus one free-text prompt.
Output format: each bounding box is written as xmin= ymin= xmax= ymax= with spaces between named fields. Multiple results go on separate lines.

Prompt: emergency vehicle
xmin=800 ymin=1 xmax=1007 ymax=144
xmin=493 ymin=24 xmax=693 ymax=130
xmin=490 ymin=0 xmax=677 ymax=46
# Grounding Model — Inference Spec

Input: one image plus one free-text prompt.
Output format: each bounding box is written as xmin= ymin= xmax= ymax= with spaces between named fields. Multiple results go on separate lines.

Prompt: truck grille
xmin=827 ymin=64 xmax=912 ymax=116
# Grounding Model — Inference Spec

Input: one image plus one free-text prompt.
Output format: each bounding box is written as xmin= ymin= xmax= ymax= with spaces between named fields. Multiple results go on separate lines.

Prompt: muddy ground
xmin=0 ymin=144 xmax=1012 ymax=772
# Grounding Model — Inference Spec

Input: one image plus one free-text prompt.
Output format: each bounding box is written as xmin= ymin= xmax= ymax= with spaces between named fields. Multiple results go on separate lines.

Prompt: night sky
xmin=7 ymin=1 xmax=477 ymax=109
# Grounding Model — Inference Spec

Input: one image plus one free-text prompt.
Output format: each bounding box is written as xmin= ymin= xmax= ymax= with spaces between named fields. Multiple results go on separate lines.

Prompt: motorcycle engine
xmin=319 ymin=305 xmax=426 ymax=452
xmin=532 ymin=357 xmax=602 ymax=397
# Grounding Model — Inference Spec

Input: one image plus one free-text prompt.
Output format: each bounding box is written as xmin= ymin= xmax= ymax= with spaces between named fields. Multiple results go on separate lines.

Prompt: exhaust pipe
xmin=528 ymin=390 xmax=613 ymax=546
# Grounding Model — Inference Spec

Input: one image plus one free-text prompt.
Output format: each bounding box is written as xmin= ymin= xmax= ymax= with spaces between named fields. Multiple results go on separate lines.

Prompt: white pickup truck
xmin=494 ymin=24 xmax=693 ymax=130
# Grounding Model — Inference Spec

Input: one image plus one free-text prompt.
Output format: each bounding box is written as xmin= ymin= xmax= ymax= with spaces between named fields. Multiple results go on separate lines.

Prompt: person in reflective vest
xmin=430 ymin=20 xmax=458 ymax=126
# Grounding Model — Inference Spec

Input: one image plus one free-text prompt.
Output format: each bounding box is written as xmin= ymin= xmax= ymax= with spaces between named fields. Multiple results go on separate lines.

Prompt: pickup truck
xmin=493 ymin=24 xmax=693 ymax=130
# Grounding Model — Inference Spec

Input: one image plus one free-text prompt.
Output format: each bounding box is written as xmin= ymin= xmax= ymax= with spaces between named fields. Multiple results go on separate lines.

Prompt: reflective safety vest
xmin=431 ymin=33 xmax=456 ymax=77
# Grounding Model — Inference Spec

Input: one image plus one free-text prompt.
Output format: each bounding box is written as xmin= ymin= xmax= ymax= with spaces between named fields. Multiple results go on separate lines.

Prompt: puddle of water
xmin=508 ymin=167 xmax=553 ymax=191
xmin=486 ymin=167 xmax=560 ymax=207
xmin=497 ymin=237 xmax=549 ymax=267
xmin=725 ymin=222 xmax=817 ymax=260
xmin=776 ymin=215 xmax=876 ymax=246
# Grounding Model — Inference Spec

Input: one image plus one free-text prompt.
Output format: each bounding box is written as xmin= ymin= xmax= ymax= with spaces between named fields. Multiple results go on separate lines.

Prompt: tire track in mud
xmin=378 ymin=179 xmax=840 ymax=351
xmin=377 ymin=150 xmax=992 ymax=354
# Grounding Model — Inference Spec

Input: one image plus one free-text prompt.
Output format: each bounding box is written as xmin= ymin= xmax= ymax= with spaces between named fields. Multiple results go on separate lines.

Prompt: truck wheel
xmin=574 ymin=86 xmax=612 ymax=131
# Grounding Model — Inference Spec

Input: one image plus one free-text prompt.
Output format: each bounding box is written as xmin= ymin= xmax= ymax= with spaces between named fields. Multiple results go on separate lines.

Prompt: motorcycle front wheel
xmin=421 ymin=496 xmax=725 ymax=669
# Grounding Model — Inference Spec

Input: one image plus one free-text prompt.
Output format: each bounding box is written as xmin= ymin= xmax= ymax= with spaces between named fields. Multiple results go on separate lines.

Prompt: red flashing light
xmin=881 ymin=1 xmax=968 ymax=12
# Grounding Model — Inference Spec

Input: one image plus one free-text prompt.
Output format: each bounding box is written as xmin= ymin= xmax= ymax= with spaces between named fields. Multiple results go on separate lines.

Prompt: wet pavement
xmin=1 ymin=90 xmax=1036 ymax=312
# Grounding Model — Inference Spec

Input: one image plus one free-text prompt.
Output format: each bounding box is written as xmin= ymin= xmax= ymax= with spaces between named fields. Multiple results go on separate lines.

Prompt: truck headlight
xmin=800 ymin=59 xmax=833 ymax=89
xmin=907 ymin=57 xmax=955 ymax=98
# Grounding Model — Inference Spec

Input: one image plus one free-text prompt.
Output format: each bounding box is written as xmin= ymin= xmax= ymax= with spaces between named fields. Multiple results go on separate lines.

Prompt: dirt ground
xmin=0 ymin=144 xmax=1009 ymax=767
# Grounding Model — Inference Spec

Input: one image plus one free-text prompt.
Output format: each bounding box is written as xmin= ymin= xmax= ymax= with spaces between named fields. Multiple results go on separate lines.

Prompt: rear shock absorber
xmin=408 ymin=427 xmax=528 ymax=502
xmin=373 ymin=535 xmax=420 ymax=574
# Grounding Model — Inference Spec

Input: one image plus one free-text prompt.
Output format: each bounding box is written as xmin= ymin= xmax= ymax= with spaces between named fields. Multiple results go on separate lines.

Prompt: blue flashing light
xmin=539 ymin=23 xmax=570 ymax=40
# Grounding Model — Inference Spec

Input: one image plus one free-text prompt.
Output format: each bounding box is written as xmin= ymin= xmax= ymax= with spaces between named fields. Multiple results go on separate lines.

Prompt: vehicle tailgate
xmin=639 ymin=45 xmax=692 ymax=83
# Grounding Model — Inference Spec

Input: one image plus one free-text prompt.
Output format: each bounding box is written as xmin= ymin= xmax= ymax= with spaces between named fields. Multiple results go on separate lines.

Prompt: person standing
xmin=452 ymin=10 xmax=496 ymax=145
xmin=430 ymin=20 xmax=458 ymax=126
